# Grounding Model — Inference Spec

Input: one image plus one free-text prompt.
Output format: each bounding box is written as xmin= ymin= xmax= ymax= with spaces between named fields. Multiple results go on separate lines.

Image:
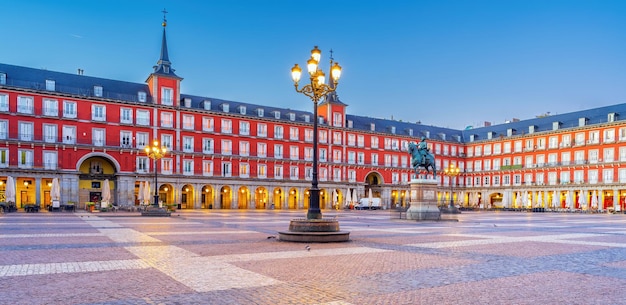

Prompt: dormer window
xmin=239 ymin=106 xmax=246 ymax=114
xmin=0 ymin=73 xmax=6 ymax=85
xmin=552 ymin=121 xmax=561 ymax=130
xmin=487 ymin=131 xmax=495 ymax=139
xmin=390 ymin=126 xmax=396 ymax=134
xmin=578 ymin=117 xmax=588 ymax=127
xmin=184 ymin=98 xmax=191 ymax=108
xmin=439 ymin=133 xmax=446 ymax=140
xmin=203 ymin=100 xmax=211 ymax=110
xmin=370 ymin=123 xmax=375 ymax=131
xmin=608 ymin=113 xmax=617 ymax=122
xmin=45 ymin=80 xmax=55 ymax=91
xmin=94 ymin=86 xmax=103 ymax=97
xmin=138 ymin=91 xmax=147 ymax=102
xmin=424 ymin=131 xmax=430 ymax=138
xmin=347 ymin=120 xmax=353 ymax=128
xmin=470 ymin=134 xmax=476 ymax=142
xmin=274 ymin=111 xmax=280 ymax=119
xmin=289 ymin=113 xmax=296 ymax=121
xmin=257 ymin=108 xmax=264 ymax=117
xmin=303 ymin=114 xmax=310 ymax=122
xmin=222 ymin=103 xmax=230 ymax=113
xmin=507 ymin=128 xmax=515 ymax=136
xmin=407 ymin=128 xmax=413 ymax=136
xmin=164 ymin=66 xmax=169 ymax=74
xmin=529 ymin=125 xmax=537 ymax=134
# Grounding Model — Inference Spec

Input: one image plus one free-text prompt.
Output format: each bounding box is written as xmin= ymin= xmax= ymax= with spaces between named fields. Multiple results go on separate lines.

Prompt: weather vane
xmin=162 ymin=8 xmax=168 ymax=27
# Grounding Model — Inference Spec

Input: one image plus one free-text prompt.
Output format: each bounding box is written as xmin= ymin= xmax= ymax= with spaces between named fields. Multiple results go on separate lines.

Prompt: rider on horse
xmin=417 ymin=136 xmax=429 ymax=165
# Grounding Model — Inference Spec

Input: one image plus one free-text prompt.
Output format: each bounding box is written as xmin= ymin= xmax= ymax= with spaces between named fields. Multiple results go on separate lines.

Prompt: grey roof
xmin=1 ymin=61 xmax=623 ymax=144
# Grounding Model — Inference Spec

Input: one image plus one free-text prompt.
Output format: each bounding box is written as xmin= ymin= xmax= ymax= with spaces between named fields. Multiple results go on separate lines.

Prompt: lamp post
xmin=443 ymin=163 xmax=461 ymax=212
xmin=145 ymin=139 xmax=167 ymax=207
xmin=291 ymin=46 xmax=342 ymax=220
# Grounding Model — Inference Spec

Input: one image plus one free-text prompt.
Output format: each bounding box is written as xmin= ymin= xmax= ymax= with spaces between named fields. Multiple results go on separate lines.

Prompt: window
xmin=358 ymin=152 xmax=365 ymax=165
xmin=348 ymin=170 xmax=356 ymax=182
xmin=240 ymin=163 xmax=250 ymax=178
xmin=222 ymin=162 xmax=232 ymax=177
xmin=45 ymin=79 xmax=55 ymax=91
xmin=161 ymin=87 xmax=173 ymax=105
xmin=589 ymin=170 xmax=598 ymax=184
xmin=333 ymin=150 xmax=342 ymax=163
xmin=120 ymin=131 xmax=132 ymax=148
xmin=161 ymin=134 xmax=173 ymax=150
xmin=334 ymin=168 xmax=342 ymax=182
xmin=274 ymin=125 xmax=284 ymax=139
xmin=304 ymin=147 xmax=313 ymax=161
xmin=19 ymin=122 xmax=33 ymax=141
xmin=239 ymin=106 xmax=247 ymax=114
xmin=333 ymin=132 xmax=342 ymax=145
xmin=160 ymin=112 xmax=173 ymax=127
xmin=320 ymin=148 xmax=327 ymax=162
xmin=604 ymin=129 xmax=615 ymax=143
xmin=274 ymin=144 xmax=283 ymax=159
xmin=588 ymin=150 xmax=599 ymax=164
xmin=203 ymin=138 xmax=214 ymax=154
xmin=357 ymin=135 xmax=365 ymax=147
xmin=161 ymin=159 xmax=173 ymax=175
xmin=274 ymin=111 xmax=280 ymax=119
xmin=183 ymin=160 xmax=194 ymax=175
xmin=258 ymin=164 xmax=267 ymax=178
xmin=561 ymin=152 xmax=571 ymax=165
xmin=221 ymin=119 xmax=232 ymax=134
xmin=319 ymin=130 xmax=328 ymax=143
xmin=257 ymin=143 xmax=267 ymax=157
xmin=43 ymin=124 xmax=57 ymax=143
xmin=240 ymin=121 xmax=250 ymax=135
xmin=182 ymin=115 xmax=194 ymax=130
xmin=18 ymin=149 xmax=33 ymax=168
xmin=290 ymin=166 xmax=299 ymax=180
xmin=136 ymin=109 xmax=150 ymax=125
xmin=604 ymin=148 xmax=614 ymax=163
xmin=0 ymin=94 xmax=7 ymax=111
xmin=202 ymin=117 xmax=214 ymax=132
xmin=290 ymin=146 xmax=299 ymax=160
xmin=604 ymin=169 xmax=614 ymax=183
xmin=183 ymin=136 xmax=194 ymax=152
xmin=221 ymin=140 xmax=232 ymax=155
xmin=63 ymin=126 xmax=76 ymax=144
xmin=140 ymin=158 xmax=152 ymax=174
xmin=305 ymin=167 xmax=312 ymax=180
xmin=240 ymin=141 xmax=250 ymax=156
xmin=514 ymin=141 xmax=522 ymax=152
xmin=575 ymin=133 xmax=585 ymax=145
xmin=0 ymin=73 xmax=5 ymax=85
xmin=120 ymin=108 xmax=133 ymax=124
xmin=93 ymin=128 xmax=105 ymax=146
xmin=43 ymin=99 xmax=58 ymax=116
xmin=0 ymin=120 xmax=6 ymax=139
xmin=347 ymin=134 xmax=356 ymax=146
xmin=371 ymin=136 xmax=379 ymax=149
xmin=560 ymin=171 xmax=570 ymax=184
xmin=203 ymin=160 xmax=213 ymax=176
xmin=135 ymin=132 xmax=148 ymax=149
xmin=138 ymin=91 xmax=147 ymax=102
xmin=319 ymin=168 xmax=327 ymax=181
xmin=289 ymin=127 xmax=299 ymax=140
xmin=43 ymin=151 xmax=57 ymax=170
xmin=371 ymin=153 xmax=378 ymax=166
xmin=94 ymin=86 xmax=103 ymax=97
xmin=304 ymin=129 xmax=313 ymax=142
xmin=17 ymin=96 xmax=33 ymax=114
xmin=348 ymin=151 xmax=356 ymax=164
xmin=257 ymin=123 xmax=267 ymax=137
xmin=274 ymin=165 xmax=283 ymax=179
xmin=257 ymin=108 xmax=264 ymax=117
xmin=92 ymin=105 xmax=106 ymax=121
xmin=573 ymin=170 xmax=584 ymax=183
xmin=333 ymin=112 xmax=342 ymax=127
xmin=588 ymin=131 xmax=599 ymax=144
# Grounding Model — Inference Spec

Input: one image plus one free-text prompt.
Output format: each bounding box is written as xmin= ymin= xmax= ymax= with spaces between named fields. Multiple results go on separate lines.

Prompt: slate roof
xmin=1 ymin=62 xmax=623 ymax=144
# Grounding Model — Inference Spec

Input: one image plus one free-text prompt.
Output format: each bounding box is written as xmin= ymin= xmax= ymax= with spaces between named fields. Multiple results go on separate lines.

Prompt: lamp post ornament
xmin=145 ymin=140 xmax=167 ymax=207
xmin=444 ymin=164 xmax=461 ymax=209
xmin=291 ymin=46 xmax=342 ymax=220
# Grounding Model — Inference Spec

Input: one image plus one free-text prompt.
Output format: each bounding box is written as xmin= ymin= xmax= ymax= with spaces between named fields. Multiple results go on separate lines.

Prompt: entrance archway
xmin=255 ymin=187 xmax=268 ymax=209
xmin=202 ymin=185 xmax=214 ymax=209
xmin=272 ymin=188 xmax=283 ymax=209
xmin=181 ymin=184 xmax=194 ymax=209
xmin=238 ymin=186 xmax=250 ymax=209
xmin=288 ymin=188 xmax=298 ymax=209
xmin=77 ymin=155 xmax=118 ymax=209
xmin=220 ymin=186 xmax=232 ymax=209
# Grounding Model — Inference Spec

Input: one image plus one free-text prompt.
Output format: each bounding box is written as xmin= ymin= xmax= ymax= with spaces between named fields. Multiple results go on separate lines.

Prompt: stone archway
xmin=288 ymin=188 xmax=298 ymax=209
xmin=77 ymin=155 xmax=118 ymax=208
xmin=202 ymin=185 xmax=214 ymax=209
xmin=272 ymin=188 xmax=283 ymax=209
xmin=255 ymin=187 xmax=268 ymax=209
xmin=364 ymin=171 xmax=384 ymax=199
xmin=181 ymin=184 xmax=194 ymax=209
xmin=220 ymin=186 xmax=232 ymax=209
xmin=238 ymin=186 xmax=250 ymax=209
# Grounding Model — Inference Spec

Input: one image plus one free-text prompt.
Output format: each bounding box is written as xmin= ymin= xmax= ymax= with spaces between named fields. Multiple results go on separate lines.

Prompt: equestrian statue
xmin=408 ymin=136 xmax=437 ymax=178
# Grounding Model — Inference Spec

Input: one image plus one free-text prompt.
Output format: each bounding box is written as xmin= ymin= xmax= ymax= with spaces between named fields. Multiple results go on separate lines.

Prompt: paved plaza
xmin=2 ymin=209 xmax=626 ymax=304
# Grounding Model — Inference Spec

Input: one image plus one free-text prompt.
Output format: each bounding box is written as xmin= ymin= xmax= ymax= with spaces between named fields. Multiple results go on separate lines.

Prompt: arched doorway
xmin=238 ymin=186 xmax=250 ymax=209
xmin=288 ymin=188 xmax=298 ymax=209
xmin=303 ymin=189 xmax=310 ymax=210
xmin=220 ymin=186 xmax=232 ymax=209
xmin=160 ymin=184 xmax=173 ymax=206
xmin=202 ymin=185 xmax=214 ymax=209
xmin=272 ymin=188 xmax=283 ymax=209
xmin=255 ymin=187 xmax=268 ymax=209
xmin=77 ymin=155 xmax=118 ymax=209
xmin=181 ymin=184 xmax=194 ymax=209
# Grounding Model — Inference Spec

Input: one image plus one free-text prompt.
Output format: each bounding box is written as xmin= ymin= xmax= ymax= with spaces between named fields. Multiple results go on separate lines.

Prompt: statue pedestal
xmin=406 ymin=179 xmax=441 ymax=220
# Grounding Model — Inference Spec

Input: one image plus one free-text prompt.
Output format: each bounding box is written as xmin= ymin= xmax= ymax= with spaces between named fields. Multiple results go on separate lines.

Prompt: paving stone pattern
xmin=2 ymin=210 xmax=626 ymax=304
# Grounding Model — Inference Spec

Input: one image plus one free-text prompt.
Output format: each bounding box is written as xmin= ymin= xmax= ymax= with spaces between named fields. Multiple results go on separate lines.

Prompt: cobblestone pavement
xmin=2 ymin=209 xmax=626 ymax=304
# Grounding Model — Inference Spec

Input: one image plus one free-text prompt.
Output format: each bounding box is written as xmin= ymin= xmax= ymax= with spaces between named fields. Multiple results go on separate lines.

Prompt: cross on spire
xmin=162 ymin=8 xmax=168 ymax=27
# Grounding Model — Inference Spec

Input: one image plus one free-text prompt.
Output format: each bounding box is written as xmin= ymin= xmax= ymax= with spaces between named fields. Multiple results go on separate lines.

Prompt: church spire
xmin=152 ymin=8 xmax=179 ymax=78
xmin=324 ymin=49 xmax=342 ymax=104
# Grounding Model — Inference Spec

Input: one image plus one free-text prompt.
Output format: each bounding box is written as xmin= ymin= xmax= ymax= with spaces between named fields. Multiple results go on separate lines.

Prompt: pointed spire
xmin=324 ymin=48 xmax=342 ymax=104
xmin=152 ymin=8 xmax=179 ymax=78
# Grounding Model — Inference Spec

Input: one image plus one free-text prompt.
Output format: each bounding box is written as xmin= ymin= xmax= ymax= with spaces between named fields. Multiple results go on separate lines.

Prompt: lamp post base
xmin=141 ymin=206 xmax=171 ymax=217
xmin=278 ymin=219 xmax=350 ymax=243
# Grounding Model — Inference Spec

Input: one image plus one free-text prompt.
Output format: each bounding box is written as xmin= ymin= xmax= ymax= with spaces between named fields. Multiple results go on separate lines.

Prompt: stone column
xmin=406 ymin=179 xmax=440 ymax=220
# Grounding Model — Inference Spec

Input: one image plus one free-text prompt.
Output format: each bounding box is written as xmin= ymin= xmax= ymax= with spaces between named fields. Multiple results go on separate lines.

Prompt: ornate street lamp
xmin=291 ymin=46 xmax=342 ymax=220
xmin=145 ymin=139 xmax=167 ymax=207
xmin=443 ymin=163 xmax=461 ymax=213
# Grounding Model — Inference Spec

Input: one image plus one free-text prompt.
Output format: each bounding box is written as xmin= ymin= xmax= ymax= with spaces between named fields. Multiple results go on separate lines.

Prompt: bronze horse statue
xmin=408 ymin=142 xmax=437 ymax=178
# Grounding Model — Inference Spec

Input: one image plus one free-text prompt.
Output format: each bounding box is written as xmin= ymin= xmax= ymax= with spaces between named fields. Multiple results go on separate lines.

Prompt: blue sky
xmin=2 ymin=0 xmax=626 ymax=129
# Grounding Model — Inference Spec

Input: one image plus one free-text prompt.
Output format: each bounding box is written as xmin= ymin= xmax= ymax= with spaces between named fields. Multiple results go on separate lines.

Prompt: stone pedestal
xmin=406 ymin=179 xmax=441 ymax=220
xmin=278 ymin=219 xmax=350 ymax=243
